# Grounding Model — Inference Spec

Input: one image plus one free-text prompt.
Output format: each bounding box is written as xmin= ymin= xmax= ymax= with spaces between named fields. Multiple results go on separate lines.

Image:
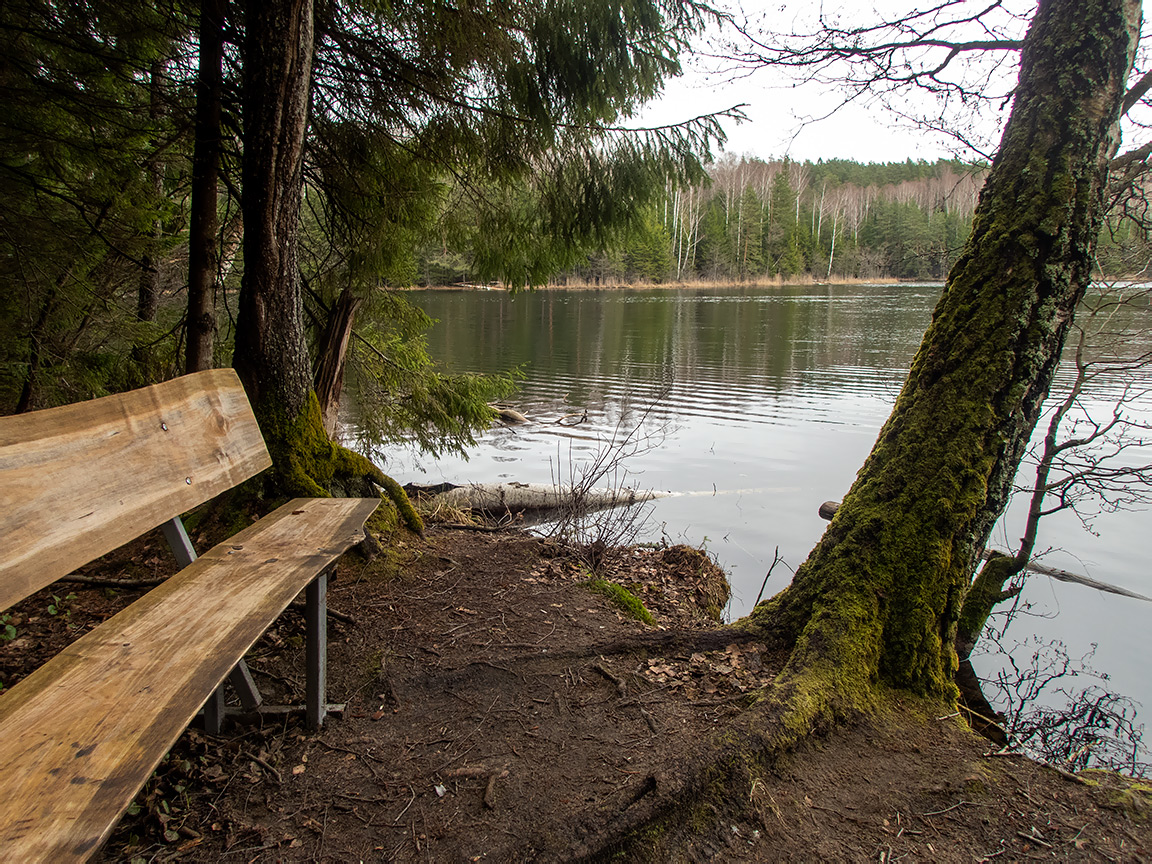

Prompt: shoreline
xmin=400 ymin=274 xmax=1150 ymax=292
xmin=403 ymin=276 xmax=935 ymax=292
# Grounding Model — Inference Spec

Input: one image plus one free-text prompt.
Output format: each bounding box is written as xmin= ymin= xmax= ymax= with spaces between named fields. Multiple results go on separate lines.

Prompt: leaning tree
xmin=747 ymin=0 xmax=1141 ymax=722
xmin=738 ymin=0 xmax=1146 ymax=707
xmin=571 ymin=0 xmax=1147 ymax=853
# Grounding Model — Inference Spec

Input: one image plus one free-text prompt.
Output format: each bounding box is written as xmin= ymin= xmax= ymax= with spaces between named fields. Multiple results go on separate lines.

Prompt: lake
xmin=376 ymin=284 xmax=1152 ymax=744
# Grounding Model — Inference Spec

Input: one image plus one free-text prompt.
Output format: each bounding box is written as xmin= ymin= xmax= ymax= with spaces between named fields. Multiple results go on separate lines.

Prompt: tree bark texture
xmin=186 ymin=0 xmax=227 ymax=374
xmin=748 ymin=0 xmax=1141 ymax=702
xmin=232 ymin=0 xmax=315 ymax=423
xmin=225 ymin=0 xmax=420 ymax=532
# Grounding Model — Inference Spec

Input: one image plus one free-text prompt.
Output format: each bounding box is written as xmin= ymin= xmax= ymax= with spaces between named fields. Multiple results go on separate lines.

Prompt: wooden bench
xmin=0 ymin=369 xmax=380 ymax=862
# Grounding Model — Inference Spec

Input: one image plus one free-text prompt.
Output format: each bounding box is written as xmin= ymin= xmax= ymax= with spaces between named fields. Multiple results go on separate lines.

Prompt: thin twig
xmin=393 ymin=785 xmax=416 ymax=823
xmin=238 ymin=750 xmax=282 ymax=784
xmin=920 ymin=800 xmax=978 ymax=817
xmin=753 ymin=546 xmax=785 ymax=608
xmin=1016 ymin=830 xmax=1052 ymax=848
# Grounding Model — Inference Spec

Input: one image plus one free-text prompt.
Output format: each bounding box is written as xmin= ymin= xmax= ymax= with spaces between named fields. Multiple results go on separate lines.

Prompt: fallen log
xmin=491 ymin=406 xmax=528 ymax=424
xmin=405 ymin=481 xmax=666 ymax=516
xmin=817 ymin=500 xmax=1152 ymax=603
xmin=1003 ymin=556 xmax=1152 ymax=602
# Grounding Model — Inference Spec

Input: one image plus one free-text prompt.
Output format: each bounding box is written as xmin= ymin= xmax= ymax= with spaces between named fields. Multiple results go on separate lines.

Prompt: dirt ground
xmin=2 ymin=520 xmax=1150 ymax=863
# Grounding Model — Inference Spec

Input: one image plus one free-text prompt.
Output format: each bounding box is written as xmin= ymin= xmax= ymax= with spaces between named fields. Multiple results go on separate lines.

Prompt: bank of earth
xmin=1 ymin=513 xmax=1149 ymax=862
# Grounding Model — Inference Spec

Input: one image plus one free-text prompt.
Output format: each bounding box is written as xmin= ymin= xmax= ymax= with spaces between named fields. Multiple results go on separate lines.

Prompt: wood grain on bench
xmin=0 ymin=369 xmax=271 ymax=613
xmin=0 ymin=495 xmax=380 ymax=862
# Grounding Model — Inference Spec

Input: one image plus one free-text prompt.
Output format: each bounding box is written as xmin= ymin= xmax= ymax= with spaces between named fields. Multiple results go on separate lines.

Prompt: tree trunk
xmin=747 ymin=0 xmax=1140 ymax=708
xmin=133 ymin=61 xmax=166 ymax=380
xmin=229 ymin=0 xmax=421 ymax=534
xmin=233 ymin=0 xmax=315 ymax=424
xmin=15 ymin=291 xmax=56 ymax=413
xmin=185 ymin=0 xmax=226 ymax=374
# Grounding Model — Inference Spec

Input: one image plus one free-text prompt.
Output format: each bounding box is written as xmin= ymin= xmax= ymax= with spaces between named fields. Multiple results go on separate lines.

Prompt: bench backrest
xmin=0 ymin=369 xmax=272 ymax=612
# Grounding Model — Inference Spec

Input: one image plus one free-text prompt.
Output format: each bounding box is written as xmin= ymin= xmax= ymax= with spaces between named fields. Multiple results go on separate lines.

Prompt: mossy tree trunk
xmin=230 ymin=0 xmax=421 ymax=532
xmin=747 ymin=0 xmax=1140 ymax=714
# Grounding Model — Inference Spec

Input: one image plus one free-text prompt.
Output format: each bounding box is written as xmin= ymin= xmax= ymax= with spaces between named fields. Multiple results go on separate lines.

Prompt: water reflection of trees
xmin=418 ymin=286 xmax=936 ymax=398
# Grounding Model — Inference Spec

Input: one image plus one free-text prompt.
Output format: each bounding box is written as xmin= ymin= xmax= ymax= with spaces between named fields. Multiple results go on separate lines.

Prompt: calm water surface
xmin=378 ymin=285 xmax=1151 ymax=730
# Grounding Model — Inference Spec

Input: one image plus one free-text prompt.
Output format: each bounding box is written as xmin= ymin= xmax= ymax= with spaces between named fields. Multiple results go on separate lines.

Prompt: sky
xmin=641 ymin=71 xmax=964 ymax=165
xmin=635 ymin=0 xmax=1031 ymax=166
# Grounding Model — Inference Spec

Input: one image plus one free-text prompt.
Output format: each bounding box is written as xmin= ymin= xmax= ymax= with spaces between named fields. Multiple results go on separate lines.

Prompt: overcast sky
xmin=636 ymin=0 xmax=1032 ymax=165
xmin=640 ymin=71 xmax=966 ymax=165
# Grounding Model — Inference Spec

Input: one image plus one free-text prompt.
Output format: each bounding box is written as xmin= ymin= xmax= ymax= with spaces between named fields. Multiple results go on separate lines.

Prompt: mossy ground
xmin=587 ymin=577 xmax=656 ymax=624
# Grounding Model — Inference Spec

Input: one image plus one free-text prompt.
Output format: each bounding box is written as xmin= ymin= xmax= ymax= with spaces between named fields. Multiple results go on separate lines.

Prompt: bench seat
xmin=0 ymin=495 xmax=379 ymax=861
xmin=0 ymin=370 xmax=382 ymax=861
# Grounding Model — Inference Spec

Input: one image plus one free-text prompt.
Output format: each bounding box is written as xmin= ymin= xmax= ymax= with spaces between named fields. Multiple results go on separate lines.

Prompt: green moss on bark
xmin=742 ymin=0 xmax=1138 ymax=716
xmin=264 ymin=391 xmax=424 ymax=535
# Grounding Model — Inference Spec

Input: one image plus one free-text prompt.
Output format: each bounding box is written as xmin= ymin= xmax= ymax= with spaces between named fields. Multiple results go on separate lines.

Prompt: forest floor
xmin=2 ymin=519 xmax=1150 ymax=863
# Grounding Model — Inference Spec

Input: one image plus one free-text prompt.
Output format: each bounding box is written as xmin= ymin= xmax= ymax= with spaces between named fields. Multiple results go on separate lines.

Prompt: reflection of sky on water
xmin=364 ymin=285 xmax=1152 ymax=739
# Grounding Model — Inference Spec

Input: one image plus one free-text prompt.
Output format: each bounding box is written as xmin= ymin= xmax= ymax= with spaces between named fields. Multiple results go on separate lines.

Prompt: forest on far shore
xmin=420 ymin=155 xmax=1151 ymax=286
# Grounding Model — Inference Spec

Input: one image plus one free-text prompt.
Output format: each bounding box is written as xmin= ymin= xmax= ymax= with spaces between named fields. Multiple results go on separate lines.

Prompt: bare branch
xmin=713 ymin=1 xmax=1030 ymax=155
xmin=1122 ymin=68 xmax=1152 ymax=116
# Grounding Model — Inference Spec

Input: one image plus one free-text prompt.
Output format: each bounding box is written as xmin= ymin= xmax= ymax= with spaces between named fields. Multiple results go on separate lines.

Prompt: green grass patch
xmin=587 ymin=578 xmax=655 ymax=625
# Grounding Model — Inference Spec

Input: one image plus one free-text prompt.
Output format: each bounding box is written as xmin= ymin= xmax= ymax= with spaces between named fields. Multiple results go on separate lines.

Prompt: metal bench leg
xmin=229 ymin=661 xmax=263 ymax=711
xmin=201 ymin=661 xmax=260 ymax=733
xmin=203 ymin=687 xmax=226 ymax=734
xmin=161 ymin=516 xmax=197 ymax=568
xmin=163 ymin=516 xmax=233 ymax=732
xmin=305 ymin=570 xmax=328 ymax=729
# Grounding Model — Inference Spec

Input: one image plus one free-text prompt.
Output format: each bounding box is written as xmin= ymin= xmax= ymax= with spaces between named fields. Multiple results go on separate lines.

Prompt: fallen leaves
xmin=641 ymin=643 xmax=773 ymax=698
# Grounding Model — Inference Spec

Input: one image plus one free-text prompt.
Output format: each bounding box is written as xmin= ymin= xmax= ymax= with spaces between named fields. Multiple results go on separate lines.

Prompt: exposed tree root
xmin=366 ymin=465 xmax=424 ymax=536
xmin=262 ymin=392 xmax=424 ymax=535
xmin=536 ymin=598 xmax=924 ymax=861
xmin=410 ymin=628 xmax=766 ymax=693
xmin=557 ymin=682 xmax=843 ymax=860
xmin=552 ymin=678 xmax=948 ymax=862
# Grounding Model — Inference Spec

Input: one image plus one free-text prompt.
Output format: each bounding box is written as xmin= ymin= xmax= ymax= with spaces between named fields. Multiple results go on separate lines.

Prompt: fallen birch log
xmin=405 ymin=482 xmax=666 ymax=516
xmin=817 ymin=500 xmax=1152 ymax=603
